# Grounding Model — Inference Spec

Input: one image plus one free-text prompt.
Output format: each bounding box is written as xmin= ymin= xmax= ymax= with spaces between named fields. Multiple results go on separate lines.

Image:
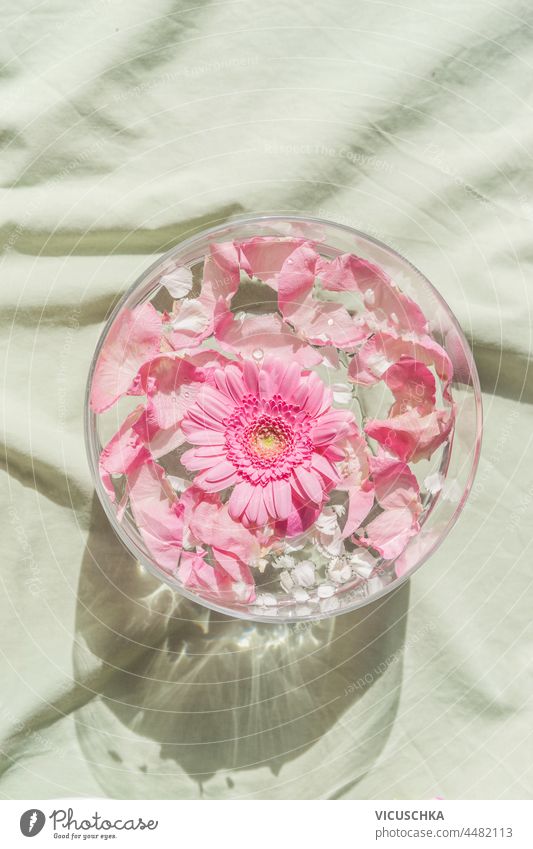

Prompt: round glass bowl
xmin=85 ymin=215 xmax=482 ymax=622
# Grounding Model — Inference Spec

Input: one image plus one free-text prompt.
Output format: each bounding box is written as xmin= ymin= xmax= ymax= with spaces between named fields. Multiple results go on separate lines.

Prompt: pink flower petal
xmin=365 ymin=407 xmax=454 ymax=463
xmin=383 ymin=356 xmax=436 ymax=415
xmin=181 ymin=429 xmax=226 ymax=449
xmin=244 ymin=484 xmax=268 ymax=527
xmin=167 ymin=298 xmax=213 ymax=349
xmin=291 ymin=370 xmax=330 ymax=415
xmin=310 ymin=451 xmax=340 ymax=484
xmin=342 ymin=481 xmax=375 ymax=539
xmin=195 ymin=386 xmax=232 ymax=421
xmin=238 ymin=236 xmax=307 ymax=287
xmin=185 ymin=490 xmax=259 ymax=600
xmin=213 ymin=363 xmax=247 ymax=403
xmin=135 ymin=355 xmax=203 ymax=430
xmin=132 ymin=408 xmax=187 ymax=460
xmin=99 ymin=405 xmax=152 ymax=500
xmin=183 ymin=349 xmax=236 ymax=373
xmin=178 ymin=549 xmax=230 ymax=595
xmin=185 ymin=405 xmax=227 ymax=432
xmin=271 ymin=477 xmax=292 ymax=521
xmin=348 ymin=331 xmax=453 ymax=392
xmin=299 ymin=303 xmax=367 ymax=349
xmin=311 ymin=409 xmax=356 ymax=445
xmin=370 ymin=452 xmax=422 ymax=512
xmin=275 ymin=493 xmax=321 ymax=537
xmin=243 ymin=359 xmax=260 ymax=395
xmin=277 ymin=244 xmax=365 ymax=348
xmin=194 ymin=460 xmax=242 ymax=492
xmin=292 ymin=466 xmax=323 ymax=505
xmin=261 ymin=480 xmax=277 ymax=518
xmin=90 ymin=303 xmax=162 ymax=413
xmin=357 ymin=507 xmax=420 ymax=560
xmin=228 ymin=480 xmax=255 ymax=521
xmin=215 ymin=309 xmax=323 ymax=367
xmin=167 ymin=239 xmax=241 ymax=352
xmin=127 ymin=461 xmax=184 ymax=572
xmin=277 ymin=242 xmax=317 ymax=308
xmin=180 ymin=444 xmax=226 ymax=471
xmin=318 ymin=253 xmax=428 ymax=335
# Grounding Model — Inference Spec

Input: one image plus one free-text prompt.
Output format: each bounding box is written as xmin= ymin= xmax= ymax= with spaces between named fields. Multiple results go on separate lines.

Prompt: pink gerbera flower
xmin=180 ymin=357 xmax=357 ymax=531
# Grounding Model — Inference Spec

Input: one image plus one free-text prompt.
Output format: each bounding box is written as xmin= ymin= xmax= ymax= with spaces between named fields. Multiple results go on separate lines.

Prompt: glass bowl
xmin=85 ymin=214 xmax=482 ymax=622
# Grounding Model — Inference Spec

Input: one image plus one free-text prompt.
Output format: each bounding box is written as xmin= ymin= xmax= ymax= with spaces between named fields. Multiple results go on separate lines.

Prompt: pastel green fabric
xmin=1 ymin=0 xmax=532 ymax=800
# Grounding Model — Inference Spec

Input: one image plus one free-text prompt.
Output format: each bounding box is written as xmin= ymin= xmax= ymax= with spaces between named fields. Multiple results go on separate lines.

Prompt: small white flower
xmin=442 ymin=479 xmax=463 ymax=503
xmin=292 ymin=587 xmax=310 ymax=603
xmin=317 ymin=582 xmax=336 ymax=598
xmin=273 ymin=554 xmax=295 ymax=571
xmin=320 ymin=596 xmax=340 ymax=613
xmin=293 ymin=561 xmax=316 ymax=588
xmin=349 ymin=549 xmax=376 ymax=579
xmin=279 ymin=570 xmax=294 ymax=593
xmin=332 ymin=503 xmax=346 ymax=518
xmin=314 ymin=508 xmax=339 ymax=536
xmin=317 ymin=537 xmax=345 ymax=558
xmin=233 ymin=581 xmax=254 ymax=602
xmin=160 ymin=265 xmax=193 ymax=299
xmin=255 ymin=593 xmax=277 ymax=607
xmin=328 ymin=560 xmax=352 ymax=584
xmin=424 ymin=472 xmax=444 ymax=495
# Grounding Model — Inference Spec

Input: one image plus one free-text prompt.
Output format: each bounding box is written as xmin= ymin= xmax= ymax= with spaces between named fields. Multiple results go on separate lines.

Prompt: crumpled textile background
xmin=1 ymin=0 xmax=532 ymax=799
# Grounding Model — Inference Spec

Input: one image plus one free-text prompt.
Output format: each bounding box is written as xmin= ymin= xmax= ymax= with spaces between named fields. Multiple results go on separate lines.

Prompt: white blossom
xmin=293 ymin=561 xmax=316 ymax=588
xmin=273 ymin=554 xmax=295 ymax=571
xmin=279 ymin=570 xmax=294 ymax=593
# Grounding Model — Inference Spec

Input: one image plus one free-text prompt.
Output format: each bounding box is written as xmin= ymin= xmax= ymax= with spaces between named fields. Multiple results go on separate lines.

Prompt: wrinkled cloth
xmin=1 ymin=0 xmax=532 ymax=800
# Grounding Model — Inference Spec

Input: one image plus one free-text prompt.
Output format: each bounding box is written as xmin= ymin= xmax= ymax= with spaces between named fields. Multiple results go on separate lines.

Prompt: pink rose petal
xmin=131 ymin=408 xmax=187 ymax=460
xmin=370 ymin=452 xmax=422 ymax=513
xmin=348 ymin=330 xmax=453 ymax=394
xmin=90 ymin=303 xmax=162 ymax=413
xmin=238 ymin=236 xmax=307 ymax=288
xmin=215 ymin=308 xmax=323 ymax=367
xmin=98 ymin=405 xmax=152 ymax=501
xmin=178 ymin=549 xmax=232 ymax=596
xmin=135 ymin=355 xmax=203 ymax=430
xmin=357 ymin=507 xmax=420 ymax=560
xmin=342 ymin=481 xmax=375 ymax=539
xmin=277 ymin=244 xmax=365 ymax=348
xmin=183 ymin=488 xmax=258 ymax=600
xmin=318 ymin=254 xmax=428 ymax=335
xmin=383 ymin=356 xmax=436 ymax=415
xmin=365 ymin=407 xmax=454 ymax=463
xmin=127 ymin=461 xmax=184 ymax=573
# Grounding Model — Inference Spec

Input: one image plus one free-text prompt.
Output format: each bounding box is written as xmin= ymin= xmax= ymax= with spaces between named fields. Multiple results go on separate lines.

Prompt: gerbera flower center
xmin=248 ymin=417 xmax=289 ymax=460
xmin=224 ymin=394 xmax=313 ymax=484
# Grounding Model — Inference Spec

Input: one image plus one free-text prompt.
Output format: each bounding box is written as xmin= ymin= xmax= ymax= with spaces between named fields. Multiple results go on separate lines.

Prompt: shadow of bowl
xmin=73 ymin=496 xmax=410 ymax=798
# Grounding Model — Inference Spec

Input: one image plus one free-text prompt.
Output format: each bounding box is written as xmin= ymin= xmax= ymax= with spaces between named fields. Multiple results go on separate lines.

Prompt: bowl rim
xmin=84 ymin=213 xmax=483 ymax=623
